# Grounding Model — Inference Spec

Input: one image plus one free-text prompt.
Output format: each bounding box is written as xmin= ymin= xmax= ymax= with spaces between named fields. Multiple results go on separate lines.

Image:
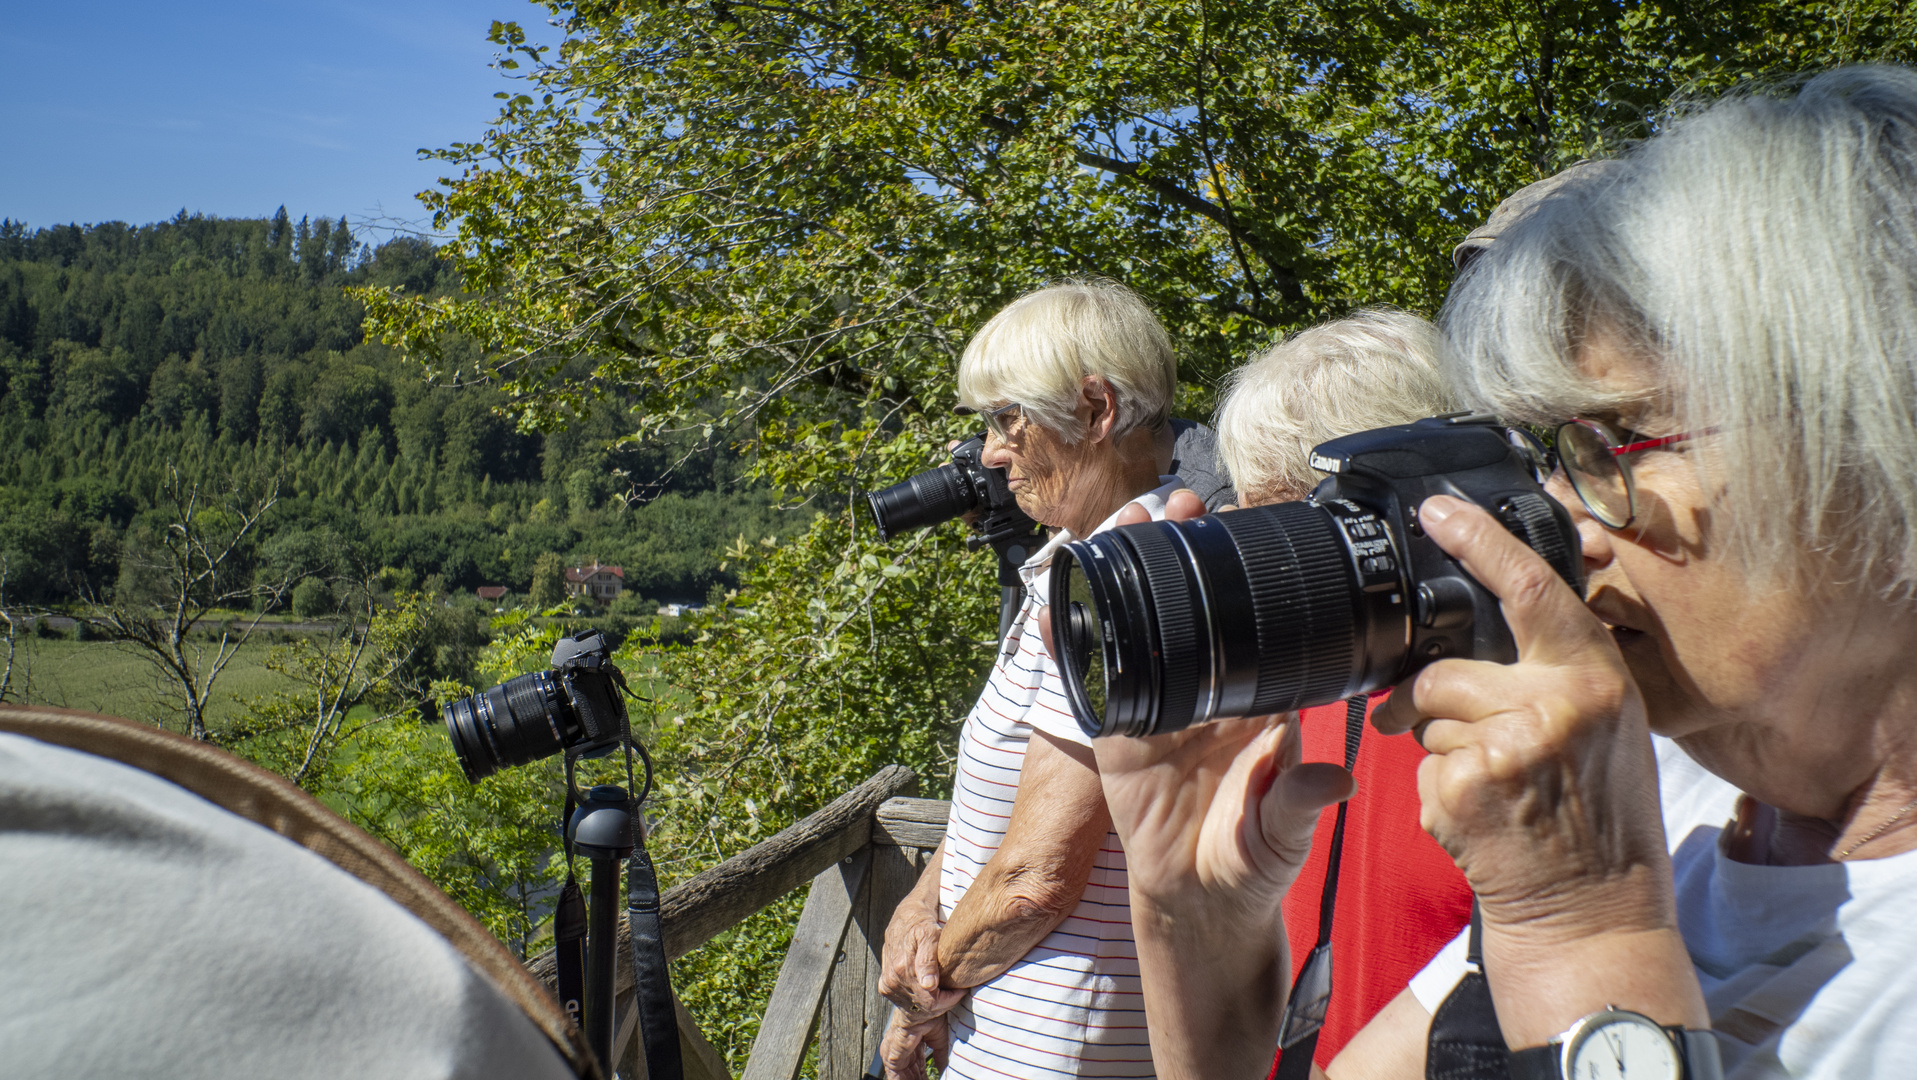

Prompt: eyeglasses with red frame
xmin=1553 ymin=418 xmax=1713 ymax=528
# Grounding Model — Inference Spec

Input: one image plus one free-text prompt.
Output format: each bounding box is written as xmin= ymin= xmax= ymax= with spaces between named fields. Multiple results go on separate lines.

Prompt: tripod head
xmin=569 ymin=785 xmax=634 ymax=861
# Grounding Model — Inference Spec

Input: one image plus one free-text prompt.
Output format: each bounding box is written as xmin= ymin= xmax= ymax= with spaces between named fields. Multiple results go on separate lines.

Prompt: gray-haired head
xmin=1443 ymin=66 xmax=1917 ymax=592
xmin=956 ymin=280 xmax=1176 ymax=443
xmin=1452 ymin=160 xmax=1624 ymax=269
xmin=1215 ymin=309 xmax=1455 ymax=505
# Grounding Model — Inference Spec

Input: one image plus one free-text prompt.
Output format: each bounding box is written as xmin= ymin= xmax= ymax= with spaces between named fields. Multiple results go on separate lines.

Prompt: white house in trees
xmin=564 ymin=561 xmax=625 ymax=603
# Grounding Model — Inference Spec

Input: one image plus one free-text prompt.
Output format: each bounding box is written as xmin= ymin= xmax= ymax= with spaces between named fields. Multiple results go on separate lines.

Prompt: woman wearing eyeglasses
xmin=877 ymin=280 xmax=1191 ymax=1080
xmin=1091 ymin=67 xmax=1917 ymax=1080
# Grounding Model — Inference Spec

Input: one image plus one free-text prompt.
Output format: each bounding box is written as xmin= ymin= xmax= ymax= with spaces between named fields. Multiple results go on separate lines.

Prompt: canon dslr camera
xmin=442 ymin=629 xmax=627 ymax=782
xmin=1049 ymin=414 xmax=1583 ymax=737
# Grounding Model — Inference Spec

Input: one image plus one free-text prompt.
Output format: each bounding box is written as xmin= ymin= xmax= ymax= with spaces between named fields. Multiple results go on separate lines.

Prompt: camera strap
xmin=1423 ymin=904 xmax=1508 ymax=1080
xmin=1274 ymin=693 xmax=1367 ymax=1080
xmin=613 ymin=729 xmax=681 ymax=1080
xmin=554 ymin=877 xmax=589 ymax=1033
xmin=627 ymin=824 xmax=684 ymax=1080
xmin=555 ymin=792 xmax=590 ymax=1036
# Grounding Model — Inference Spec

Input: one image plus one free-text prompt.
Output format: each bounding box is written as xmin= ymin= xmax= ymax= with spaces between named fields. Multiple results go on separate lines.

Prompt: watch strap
xmin=1508 ymin=1025 xmax=1722 ymax=1080
xmin=1506 ymin=1041 xmax=1561 ymax=1080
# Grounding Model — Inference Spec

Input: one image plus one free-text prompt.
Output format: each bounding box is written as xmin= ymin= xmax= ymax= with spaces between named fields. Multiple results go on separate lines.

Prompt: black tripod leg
xmin=586 ymin=854 xmax=621 ymax=1073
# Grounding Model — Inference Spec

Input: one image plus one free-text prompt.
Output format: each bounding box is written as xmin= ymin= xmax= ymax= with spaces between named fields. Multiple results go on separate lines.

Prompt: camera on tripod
xmin=440 ymin=630 xmax=682 ymax=1080
xmin=1049 ymin=414 xmax=1582 ymax=737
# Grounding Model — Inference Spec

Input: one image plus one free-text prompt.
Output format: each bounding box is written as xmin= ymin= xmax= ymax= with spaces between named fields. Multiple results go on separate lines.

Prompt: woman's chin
xmin=1015 ymin=492 xmax=1055 ymax=527
xmin=1610 ymin=626 xmax=1691 ymax=734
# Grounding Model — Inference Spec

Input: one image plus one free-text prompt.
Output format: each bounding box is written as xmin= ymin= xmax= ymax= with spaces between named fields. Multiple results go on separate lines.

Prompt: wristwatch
xmin=1506 ymin=1007 xmax=1722 ymax=1080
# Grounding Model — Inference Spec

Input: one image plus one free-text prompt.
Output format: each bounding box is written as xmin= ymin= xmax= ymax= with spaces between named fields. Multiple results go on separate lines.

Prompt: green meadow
xmin=10 ymin=636 xmax=301 ymax=731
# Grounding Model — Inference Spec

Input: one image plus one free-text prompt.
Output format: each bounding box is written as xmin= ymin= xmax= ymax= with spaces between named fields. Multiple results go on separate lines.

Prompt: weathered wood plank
xmin=527 ymin=765 xmax=918 ymax=993
xmin=676 ymin=998 xmax=733 ymax=1080
xmin=871 ymin=797 xmax=950 ymax=849
xmin=615 ymin=994 xmax=732 ymax=1080
xmin=740 ymin=851 xmax=872 ymax=1080
xmin=821 ymin=844 xmax=930 ymax=1080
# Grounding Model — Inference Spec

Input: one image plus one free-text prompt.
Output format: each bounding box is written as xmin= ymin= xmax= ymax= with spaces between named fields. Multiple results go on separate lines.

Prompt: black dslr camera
xmin=866 ymin=434 xmax=1041 ymax=551
xmin=1049 ymin=414 xmax=1582 ymax=737
xmin=442 ymin=629 xmax=627 ymax=782
xmin=867 ymin=434 xmax=1048 ymax=636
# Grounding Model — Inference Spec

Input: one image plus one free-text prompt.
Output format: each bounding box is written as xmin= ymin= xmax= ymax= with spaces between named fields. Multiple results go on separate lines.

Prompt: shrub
xmin=291 ymin=577 xmax=335 ymax=618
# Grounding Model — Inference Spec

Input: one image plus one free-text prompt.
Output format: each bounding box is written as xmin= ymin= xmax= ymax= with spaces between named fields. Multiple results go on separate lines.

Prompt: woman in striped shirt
xmin=878 ymin=280 xmax=1188 ymax=1080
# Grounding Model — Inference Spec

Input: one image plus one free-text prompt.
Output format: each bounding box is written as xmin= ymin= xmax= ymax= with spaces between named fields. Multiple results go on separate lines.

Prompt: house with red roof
xmin=564 ymin=561 xmax=625 ymax=603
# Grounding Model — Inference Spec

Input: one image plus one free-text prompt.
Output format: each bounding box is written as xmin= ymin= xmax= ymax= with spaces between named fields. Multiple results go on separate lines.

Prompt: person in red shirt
xmin=1211 ymin=309 xmax=1475 ymax=1073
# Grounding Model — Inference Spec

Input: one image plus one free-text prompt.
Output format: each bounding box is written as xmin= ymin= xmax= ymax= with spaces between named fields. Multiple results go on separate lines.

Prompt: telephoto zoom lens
xmin=866 ymin=462 xmax=979 ymax=540
xmin=1048 ymin=416 xmax=1583 ymax=738
xmin=443 ymin=670 xmax=577 ymax=783
xmin=1051 ymin=500 xmax=1394 ymax=738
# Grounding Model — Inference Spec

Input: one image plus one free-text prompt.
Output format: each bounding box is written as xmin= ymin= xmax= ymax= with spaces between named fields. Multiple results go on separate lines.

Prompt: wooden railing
xmin=527 ymin=766 xmax=951 ymax=1080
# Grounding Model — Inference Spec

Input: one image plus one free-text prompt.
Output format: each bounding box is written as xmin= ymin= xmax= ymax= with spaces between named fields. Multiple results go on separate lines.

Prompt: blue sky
xmin=1 ymin=0 xmax=558 ymax=234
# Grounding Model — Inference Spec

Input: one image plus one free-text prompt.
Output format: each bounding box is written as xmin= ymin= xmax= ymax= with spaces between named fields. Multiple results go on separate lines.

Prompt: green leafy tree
xmin=322 ymin=704 xmax=568 ymax=955
xmin=290 ymin=576 xmax=335 ymax=618
xmin=354 ymin=1 xmax=1917 ymax=1063
xmin=528 ymin=550 xmax=568 ymax=606
xmin=232 ymin=586 xmax=433 ymax=787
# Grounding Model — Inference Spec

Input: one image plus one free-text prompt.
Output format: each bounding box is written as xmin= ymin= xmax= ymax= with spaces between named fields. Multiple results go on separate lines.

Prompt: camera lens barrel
xmin=1049 ymin=417 xmax=1586 ymax=739
xmin=866 ymin=463 xmax=979 ymax=540
xmin=1053 ymin=500 xmax=1388 ymax=738
xmin=443 ymin=669 xmax=575 ymax=783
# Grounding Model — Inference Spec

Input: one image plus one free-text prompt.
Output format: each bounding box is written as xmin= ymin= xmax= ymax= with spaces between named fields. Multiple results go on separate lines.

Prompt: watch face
xmin=1564 ymin=1012 xmax=1682 ymax=1080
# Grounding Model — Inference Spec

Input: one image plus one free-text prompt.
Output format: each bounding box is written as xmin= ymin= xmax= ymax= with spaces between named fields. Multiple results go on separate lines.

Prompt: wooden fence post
xmin=739 ymin=850 xmax=873 ymax=1080
xmin=817 ymin=797 xmax=951 ymax=1080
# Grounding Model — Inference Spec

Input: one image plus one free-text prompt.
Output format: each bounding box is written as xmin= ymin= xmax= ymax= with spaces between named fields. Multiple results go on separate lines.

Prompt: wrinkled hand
xmin=1372 ymin=495 xmax=1672 ymax=945
xmin=879 ymin=899 xmax=964 ymax=1018
xmin=1085 ymin=490 xmax=1354 ymax=918
xmin=881 ymin=1006 xmax=954 ymax=1080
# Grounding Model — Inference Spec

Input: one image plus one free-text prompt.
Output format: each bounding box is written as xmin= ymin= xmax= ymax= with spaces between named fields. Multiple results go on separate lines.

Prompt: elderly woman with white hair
xmin=1211 ymin=310 xmax=1477 ymax=1074
xmin=878 ymin=280 xmax=1186 ymax=1080
xmin=1092 ymin=66 xmax=1917 ymax=1080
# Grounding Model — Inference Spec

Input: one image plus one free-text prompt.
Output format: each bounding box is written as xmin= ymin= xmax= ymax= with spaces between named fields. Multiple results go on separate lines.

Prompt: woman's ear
xmin=1080 ymin=376 xmax=1120 ymax=444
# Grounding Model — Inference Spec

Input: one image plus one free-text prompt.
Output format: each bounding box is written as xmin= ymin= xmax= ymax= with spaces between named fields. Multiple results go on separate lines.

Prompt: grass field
xmin=7 ymin=637 xmax=302 ymax=730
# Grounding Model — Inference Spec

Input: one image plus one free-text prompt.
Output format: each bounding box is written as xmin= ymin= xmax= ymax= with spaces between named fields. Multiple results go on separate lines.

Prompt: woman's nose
xmin=980 ymin=433 xmax=1013 ymax=469
xmin=1546 ymin=469 xmax=1615 ymax=576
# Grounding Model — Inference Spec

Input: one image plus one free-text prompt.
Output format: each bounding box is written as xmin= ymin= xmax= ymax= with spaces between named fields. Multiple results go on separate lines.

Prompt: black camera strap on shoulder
xmin=1424 ymin=903 xmax=1507 ymax=1080
xmin=1274 ymin=694 xmax=1367 ymax=1080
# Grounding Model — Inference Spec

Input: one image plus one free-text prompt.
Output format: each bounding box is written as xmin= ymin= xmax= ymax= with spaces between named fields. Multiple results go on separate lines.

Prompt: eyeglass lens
xmin=1555 ymin=421 xmax=1634 ymax=527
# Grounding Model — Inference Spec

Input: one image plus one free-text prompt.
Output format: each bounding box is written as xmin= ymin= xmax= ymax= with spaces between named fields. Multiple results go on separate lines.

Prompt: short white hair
xmin=1444 ymin=66 xmax=1917 ymax=592
xmin=957 ymin=280 xmax=1175 ymax=442
xmin=1216 ymin=309 xmax=1454 ymax=503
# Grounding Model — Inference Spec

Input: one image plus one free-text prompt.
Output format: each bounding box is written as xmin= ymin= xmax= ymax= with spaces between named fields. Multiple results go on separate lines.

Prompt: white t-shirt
xmin=939 ymin=479 xmax=1182 ymax=1080
xmin=0 ymin=732 xmax=574 ymax=1080
xmin=1409 ymin=736 xmax=1917 ymax=1078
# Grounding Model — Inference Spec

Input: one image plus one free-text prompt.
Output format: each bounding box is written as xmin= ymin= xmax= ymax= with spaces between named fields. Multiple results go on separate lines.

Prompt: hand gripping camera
xmin=1048 ymin=414 xmax=1584 ymax=737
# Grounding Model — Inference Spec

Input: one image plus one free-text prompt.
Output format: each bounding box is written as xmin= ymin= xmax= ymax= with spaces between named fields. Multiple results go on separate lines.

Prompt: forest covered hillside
xmin=0 ymin=210 xmax=803 ymax=611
